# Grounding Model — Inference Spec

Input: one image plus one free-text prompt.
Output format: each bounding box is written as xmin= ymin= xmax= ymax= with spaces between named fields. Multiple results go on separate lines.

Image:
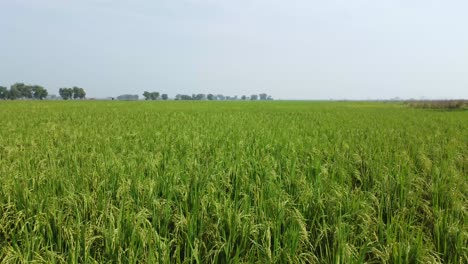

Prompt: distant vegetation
xmin=142 ymin=91 xmax=161 ymax=100
xmin=0 ymin=83 xmax=87 ymax=100
xmin=140 ymin=91 xmax=274 ymax=101
xmin=1 ymin=83 xmax=273 ymax=101
xmin=406 ymin=100 xmax=467 ymax=109
xmin=59 ymin=87 xmax=86 ymax=100
xmin=172 ymin=93 xmax=272 ymax=101
xmin=117 ymin=94 xmax=139 ymax=100
xmin=0 ymin=83 xmax=48 ymax=100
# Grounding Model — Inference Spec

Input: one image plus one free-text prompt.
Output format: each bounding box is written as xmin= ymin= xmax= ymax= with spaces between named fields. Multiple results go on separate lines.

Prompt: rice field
xmin=0 ymin=101 xmax=467 ymax=263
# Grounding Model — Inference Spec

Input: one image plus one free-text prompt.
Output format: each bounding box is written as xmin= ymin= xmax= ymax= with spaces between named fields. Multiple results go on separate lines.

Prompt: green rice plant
xmin=0 ymin=101 xmax=466 ymax=263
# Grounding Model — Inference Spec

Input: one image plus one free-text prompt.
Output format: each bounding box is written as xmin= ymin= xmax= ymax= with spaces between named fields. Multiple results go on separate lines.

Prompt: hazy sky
xmin=1 ymin=0 xmax=467 ymax=99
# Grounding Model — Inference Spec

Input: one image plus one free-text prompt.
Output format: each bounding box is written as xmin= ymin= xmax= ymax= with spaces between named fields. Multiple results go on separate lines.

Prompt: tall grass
xmin=0 ymin=101 xmax=466 ymax=263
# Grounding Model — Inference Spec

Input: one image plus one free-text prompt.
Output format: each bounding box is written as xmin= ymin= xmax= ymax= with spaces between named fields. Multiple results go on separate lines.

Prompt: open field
xmin=0 ymin=101 xmax=467 ymax=263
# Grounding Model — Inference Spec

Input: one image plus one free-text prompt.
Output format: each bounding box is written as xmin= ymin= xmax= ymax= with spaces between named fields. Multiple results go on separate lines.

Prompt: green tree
xmin=19 ymin=84 xmax=33 ymax=99
xmin=143 ymin=91 xmax=160 ymax=100
xmin=150 ymin=92 xmax=160 ymax=100
xmin=10 ymin=83 xmax=31 ymax=99
xmin=0 ymin=86 xmax=7 ymax=99
xmin=180 ymin=94 xmax=192 ymax=100
xmin=161 ymin=94 xmax=168 ymax=100
xmin=59 ymin=88 xmax=73 ymax=100
xmin=73 ymin=87 xmax=80 ymax=99
xmin=79 ymin=88 xmax=86 ymax=99
xmin=259 ymin=93 xmax=268 ymax=100
xmin=63 ymin=87 xmax=86 ymax=100
xmin=117 ymin=94 xmax=139 ymax=100
xmin=194 ymin=94 xmax=205 ymax=100
xmin=250 ymin=94 xmax=258 ymax=100
xmin=8 ymin=84 xmax=22 ymax=99
xmin=207 ymin=94 xmax=214 ymax=100
xmin=143 ymin=91 xmax=150 ymax=100
xmin=32 ymin=85 xmax=48 ymax=100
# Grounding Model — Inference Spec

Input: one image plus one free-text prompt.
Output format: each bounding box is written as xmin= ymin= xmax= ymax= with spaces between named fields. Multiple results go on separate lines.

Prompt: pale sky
xmin=1 ymin=0 xmax=467 ymax=99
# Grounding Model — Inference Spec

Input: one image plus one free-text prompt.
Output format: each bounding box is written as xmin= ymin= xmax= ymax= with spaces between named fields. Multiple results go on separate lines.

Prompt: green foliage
xmin=143 ymin=91 xmax=160 ymax=100
xmin=7 ymin=85 xmax=21 ymax=99
xmin=193 ymin=93 xmax=205 ymax=100
xmin=59 ymin=88 xmax=73 ymax=100
xmin=59 ymin=87 xmax=85 ymax=100
xmin=31 ymin=85 xmax=48 ymax=100
xmin=0 ymin=86 xmax=7 ymax=99
xmin=2 ymin=83 xmax=49 ymax=100
xmin=72 ymin=87 xmax=86 ymax=100
xmin=13 ymin=83 xmax=33 ymax=99
xmin=175 ymin=94 xmax=193 ymax=100
xmin=117 ymin=94 xmax=139 ymax=100
xmin=9 ymin=83 xmax=30 ymax=99
xmin=0 ymin=101 xmax=466 ymax=263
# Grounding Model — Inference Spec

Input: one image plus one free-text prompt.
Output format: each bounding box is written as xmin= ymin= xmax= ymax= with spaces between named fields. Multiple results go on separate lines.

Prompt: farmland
xmin=0 ymin=101 xmax=466 ymax=263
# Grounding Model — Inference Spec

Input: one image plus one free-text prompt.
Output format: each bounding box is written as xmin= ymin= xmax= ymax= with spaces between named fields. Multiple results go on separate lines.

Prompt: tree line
xmin=0 ymin=83 xmax=48 ymax=100
xmin=142 ymin=91 xmax=169 ymax=100
xmin=141 ymin=91 xmax=273 ymax=101
xmin=59 ymin=87 xmax=86 ymax=100
xmin=1 ymin=83 xmax=272 ymax=101
xmin=0 ymin=83 xmax=87 ymax=100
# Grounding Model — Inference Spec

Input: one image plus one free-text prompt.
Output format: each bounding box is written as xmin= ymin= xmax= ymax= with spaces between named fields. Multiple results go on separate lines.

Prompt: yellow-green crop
xmin=0 ymin=101 xmax=467 ymax=263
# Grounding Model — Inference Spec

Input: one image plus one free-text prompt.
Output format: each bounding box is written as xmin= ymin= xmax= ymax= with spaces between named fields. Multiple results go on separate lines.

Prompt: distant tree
xmin=77 ymin=88 xmax=86 ymax=99
xmin=32 ymin=85 xmax=48 ymax=100
xmin=194 ymin=94 xmax=206 ymax=100
xmin=71 ymin=87 xmax=86 ymax=99
xmin=175 ymin=94 xmax=181 ymax=100
xmin=18 ymin=84 xmax=33 ymax=99
xmin=73 ymin=87 xmax=80 ymax=100
xmin=9 ymin=83 xmax=31 ymax=99
xmin=161 ymin=94 xmax=168 ymax=100
xmin=9 ymin=84 xmax=22 ymax=99
xmin=259 ymin=93 xmax=268 ymax=100
xmin=143 ymin=91 xmax=160 ymax=100
xmin=250 ymin=94 xmax=258 ymax=100
xmin=151 ymin=92 xmax=160 ymax=100
xmin=207 ymin=94 xmax=214 ymax=100
xmin=117 ymin=94 xmax=139 ymax=100
xmin=267 ymin=95 xmax=273 ymax=100
xmin=216 ymin=94 xmax=225 ymax=100
xmin=241 ymin=95 xmax=247 ymax=100
xmin=59 ymin=88 xmax=73 ymax=100
xmin=180 ymin=94 xmax=192 ymax=100
xmin=58 ymin=88 xmax=66 ymax=100
xmin=0 ymin=86 xmax=7 ymax=99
